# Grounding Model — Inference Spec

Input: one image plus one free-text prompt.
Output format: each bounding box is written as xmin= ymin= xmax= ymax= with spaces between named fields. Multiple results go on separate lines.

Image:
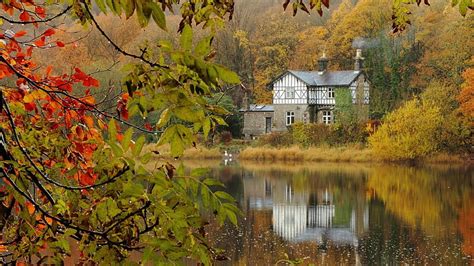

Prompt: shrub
xmin=258 ymin=132 xmax=293 ymax=147
xmin=369 ymin=98 xmax=443 ymax=161
xmin=291 ymin=122 xmax=332 ymax=147
xmin=329 ymin=122 xmax=369 ymax=145
xmin=219 ymin=131 xmax=233 ymax=144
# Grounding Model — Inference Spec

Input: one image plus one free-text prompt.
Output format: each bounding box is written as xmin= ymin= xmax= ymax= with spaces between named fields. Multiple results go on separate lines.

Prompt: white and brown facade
xmin=241 ymin=50 xmax=370 ymax=139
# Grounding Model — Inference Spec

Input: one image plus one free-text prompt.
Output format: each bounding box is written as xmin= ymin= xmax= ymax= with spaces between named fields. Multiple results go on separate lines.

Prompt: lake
xmin=194 ymin=161 xmax=473 ymax=265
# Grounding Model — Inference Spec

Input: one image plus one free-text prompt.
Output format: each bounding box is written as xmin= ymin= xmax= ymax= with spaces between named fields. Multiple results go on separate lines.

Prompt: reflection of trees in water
xmin=365 ymin=165 xmax=473 ymax=264
xmin=367 ymin=165 xmax=472 ymax=237
xmin=205 ymin=163 xmax=472 ymax=265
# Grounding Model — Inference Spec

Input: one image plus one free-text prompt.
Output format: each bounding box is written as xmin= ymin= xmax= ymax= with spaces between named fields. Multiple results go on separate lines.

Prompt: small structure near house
xmin=241 ymin=49 xmax=370 ymax=139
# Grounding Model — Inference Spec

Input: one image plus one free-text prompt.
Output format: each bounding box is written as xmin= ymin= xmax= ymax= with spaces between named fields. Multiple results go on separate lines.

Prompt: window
xmin=328 ymin=87 xmax=335 ymax=98
xmin=285 ymin=87 xmax=295 ymax=99
xmin=322 ymin=111 xmax=332 ymax=124
xmin=286 ymin=111 xmax=295 ymax=126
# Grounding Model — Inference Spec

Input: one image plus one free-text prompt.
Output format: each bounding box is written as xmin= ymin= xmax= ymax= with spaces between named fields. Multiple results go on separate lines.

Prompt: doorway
xmin=265 ymin=117 xmax=272 ymax=133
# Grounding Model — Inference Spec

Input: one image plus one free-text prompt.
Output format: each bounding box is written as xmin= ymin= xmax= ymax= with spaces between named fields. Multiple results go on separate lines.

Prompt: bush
xmin=369 ymin=98 xmax=443 ymax=161
xmin=290 ymin=122 xmax=332 ymax=147
xmin=219 ymin=131 xmax=233 ymax=144
xmin=258 ymin=132 xmax=293 ymax=147
xmin=328 ymin=122 xmax=369 ymax=145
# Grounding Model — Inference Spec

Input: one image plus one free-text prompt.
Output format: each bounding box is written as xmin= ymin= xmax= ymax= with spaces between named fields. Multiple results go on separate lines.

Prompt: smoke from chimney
xmin=352 ymin=37 xmax=380 ymax=49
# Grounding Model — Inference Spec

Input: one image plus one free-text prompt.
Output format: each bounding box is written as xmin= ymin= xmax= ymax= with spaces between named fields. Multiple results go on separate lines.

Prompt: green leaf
xmin=195 ymin=36 xmax=213 ymax=57
xmin=174 ymin=107 xmax=200 ymax=122
xmin=96 ymin=0 xmax=108 ymax=13
xmin=121 ymin=0 xmax=135 ymax=19
xmin=96 ymin=198 xmax=121 ymax=223
xmin=108 ymin=120 xmax=117 ymax=141
xmin=203 ymin=118 xmax=211 ymax=138
xmin=226 ymin=208 xmax=238 ymax=225
xmin=211 ymin=115 xmax=227 ymax=126
xmin=121 ymin=127 xmax=134 ymax=151
xmin=132 ymin=135 xmax=146 ymax=156
xmin=148 ymin=2 xmax=167 ymax=30
xmin=214 ymin=65 xmax=240 ymax=84
xmin=157 ymin=108 xmax=171 ymax=129
xmin=109 ymin=142 xmax=123 ymax=157
xmin=214 ymin=191 xmax=235 ymax=202
xmin=180 ymin=24 xmax=193 ymax=51
xmin=122 ymin=182 xmax=144 ymax=198
xmin=157 ymin=125 xmax=176 ymax=146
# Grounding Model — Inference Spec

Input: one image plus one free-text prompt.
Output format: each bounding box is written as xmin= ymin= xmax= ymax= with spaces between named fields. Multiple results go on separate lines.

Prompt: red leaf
xmin=144 ymin=123 xmax=153 ymax=131
xmin=26 ymin=46 xmax=33 ymax=57
xmin=35 ymin=6 xmax=46 ymax=18
xmin=43 ymin=28 xmax=55 ymax=37
xmin=72 ymin=68 xmax=100 ymax=87
xmin=56 ymin=41 xmax=65 ymax=47
xmin=19 ymin=11 xmax=30 ymax=22
xmin=24 ymin=102 xmax=36 ymax=111
xmin=14 ymin=31 xmax=27 ymax=38
xmin=34 ymin=36 xmax=45 ymax=47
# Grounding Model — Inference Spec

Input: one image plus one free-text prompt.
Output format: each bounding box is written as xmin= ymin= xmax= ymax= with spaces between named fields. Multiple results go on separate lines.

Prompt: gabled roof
xmin=239 ymin=104 xmax=274 ymax=112
xmin=287 ymin=70 xmax=362 ymax=86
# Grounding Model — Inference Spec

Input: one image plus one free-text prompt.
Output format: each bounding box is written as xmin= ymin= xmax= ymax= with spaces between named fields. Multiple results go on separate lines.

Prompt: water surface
xmin=199 ymin=162 xmax=473 ymax=265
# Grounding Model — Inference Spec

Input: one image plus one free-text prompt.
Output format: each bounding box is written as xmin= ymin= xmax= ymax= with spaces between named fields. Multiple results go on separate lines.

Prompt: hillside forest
xmin=34 ymin=0 xmax=473 ymax=161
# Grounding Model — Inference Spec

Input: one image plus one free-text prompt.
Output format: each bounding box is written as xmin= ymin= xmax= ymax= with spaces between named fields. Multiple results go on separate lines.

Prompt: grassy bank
xmin=239 ymin=146 xmax=375 ymax=163
xmin=239 ymin=146 xmax=469 ymax=164
xmin=143 ymin=143 xmax=469 ymax=164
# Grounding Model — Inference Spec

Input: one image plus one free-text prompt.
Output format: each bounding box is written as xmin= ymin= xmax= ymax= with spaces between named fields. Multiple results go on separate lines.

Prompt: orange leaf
xmin=14 ymin=30 xmax=27 ymax=38
xmin=34 ymin=36 xmax=45 ymax=47
xmin=83 ymin=116 xmax=94 ymax=128
xmin=56 ymin=41 xmax=65 ymax=47
xmin=26 ymin=201 xmax=35 ymax=214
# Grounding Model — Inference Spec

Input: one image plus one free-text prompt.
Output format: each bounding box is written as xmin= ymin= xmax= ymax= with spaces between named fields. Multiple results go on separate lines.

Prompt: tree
xmin=368 ymin=98 xmax=443 ymax=160
xmin=458 ymin=64 xmax=474 ymax=124
xmin=285 ymin=0 xmax=472 ymax=32
xmin=0 ymin=0 xmax=241 ymax=264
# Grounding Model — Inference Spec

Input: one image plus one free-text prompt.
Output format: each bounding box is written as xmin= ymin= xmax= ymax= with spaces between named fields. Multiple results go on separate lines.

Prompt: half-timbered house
xmin=241 ymin=49 xmax=370 ymax=139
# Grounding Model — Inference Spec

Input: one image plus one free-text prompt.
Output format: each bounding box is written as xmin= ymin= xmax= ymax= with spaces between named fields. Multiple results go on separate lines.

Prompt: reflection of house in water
xmin=243 ymin=174 xmax=369 ymax=246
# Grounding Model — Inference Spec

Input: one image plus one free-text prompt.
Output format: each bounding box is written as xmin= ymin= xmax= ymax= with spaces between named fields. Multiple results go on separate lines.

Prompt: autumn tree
xmin=368 ymin=98 xmax=443 ymax=160
xmin=458 ymin=65 xmax=474 ymax=123
xmin=0 ymin=0 xmax=241 ymax=264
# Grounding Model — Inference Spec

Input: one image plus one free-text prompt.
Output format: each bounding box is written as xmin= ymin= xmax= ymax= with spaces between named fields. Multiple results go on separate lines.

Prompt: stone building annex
xmin=241 ymin=49 xmax=370 ymax=139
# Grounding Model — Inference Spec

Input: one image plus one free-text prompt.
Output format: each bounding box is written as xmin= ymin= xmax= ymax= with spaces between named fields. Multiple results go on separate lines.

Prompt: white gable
xmin=273 ymin=72 xmax=308 ymax=105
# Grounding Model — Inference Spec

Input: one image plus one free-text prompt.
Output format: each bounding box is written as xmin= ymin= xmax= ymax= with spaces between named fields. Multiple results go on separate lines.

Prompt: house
xmin=241 ymin=49 xmax=370 ymax=139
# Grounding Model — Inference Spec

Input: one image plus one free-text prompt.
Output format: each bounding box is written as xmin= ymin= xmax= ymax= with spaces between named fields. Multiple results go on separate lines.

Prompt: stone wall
xmin=242 ymin=111 xmax=274 ymax=138
xmin=273 ymin=104 xmax=313 ymax=132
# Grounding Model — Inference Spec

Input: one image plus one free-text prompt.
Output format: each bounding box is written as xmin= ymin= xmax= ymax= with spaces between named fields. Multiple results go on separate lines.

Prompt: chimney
xmin=318 ymin=51 xmax=329 ymax=75
xmin=354 ymin=49 xmax=364 ymax=71
xmin=241 ymin=84 xmax=250 ymax=111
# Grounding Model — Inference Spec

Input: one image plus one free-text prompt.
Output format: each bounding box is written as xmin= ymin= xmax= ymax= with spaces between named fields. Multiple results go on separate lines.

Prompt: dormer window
xmin=285 ymin=87 xmax=295 ymax=99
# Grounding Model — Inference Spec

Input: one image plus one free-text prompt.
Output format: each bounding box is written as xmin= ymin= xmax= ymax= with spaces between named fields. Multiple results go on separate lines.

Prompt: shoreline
xmin=146 ymin=144 xmax=471 ymax=165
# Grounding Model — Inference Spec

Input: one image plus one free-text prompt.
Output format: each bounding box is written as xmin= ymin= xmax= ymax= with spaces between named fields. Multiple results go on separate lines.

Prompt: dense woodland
xmin=0 ymin=0 xmax=471 ymax=264
xmin=33 ymin=0 xmax=473 ymax=161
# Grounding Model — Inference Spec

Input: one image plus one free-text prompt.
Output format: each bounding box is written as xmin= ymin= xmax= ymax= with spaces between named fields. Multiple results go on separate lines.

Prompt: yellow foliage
xmin=458 ymin=65 xmax=474 ymax=123
xmin=369 ymin=98 xmax=443 ymax=160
